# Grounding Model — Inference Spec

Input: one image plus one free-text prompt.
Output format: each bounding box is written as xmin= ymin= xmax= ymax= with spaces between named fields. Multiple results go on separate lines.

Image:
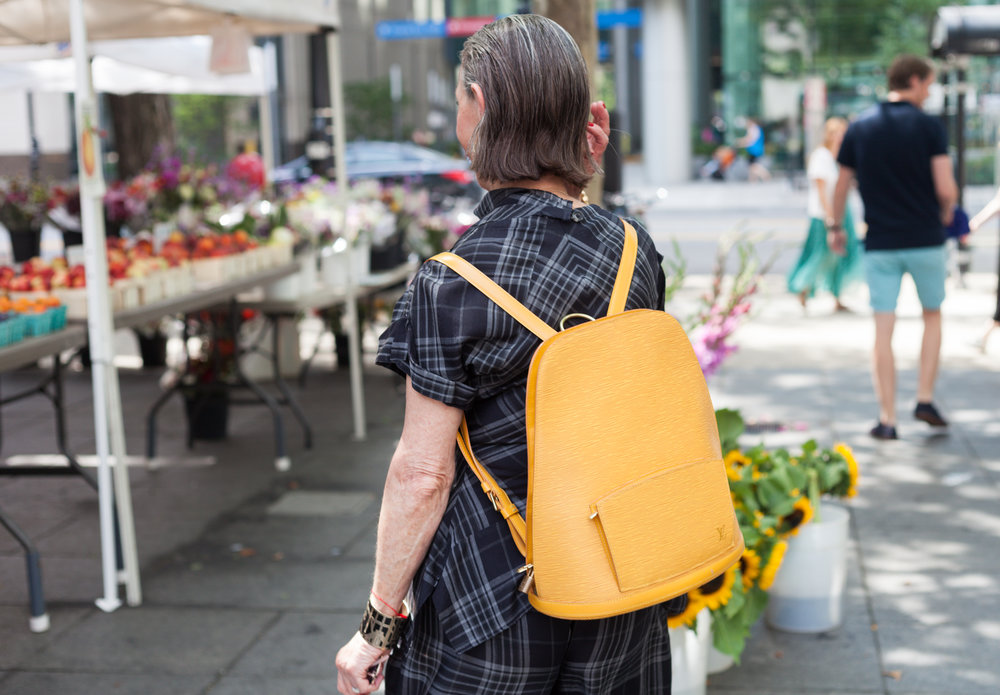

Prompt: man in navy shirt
xmin=831 ymin=54 xmax=958 ymax=440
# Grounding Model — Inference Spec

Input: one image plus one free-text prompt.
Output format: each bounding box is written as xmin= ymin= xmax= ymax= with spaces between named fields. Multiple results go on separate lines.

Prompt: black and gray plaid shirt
xmin=376 ymin=188 xmax=665 ymax=653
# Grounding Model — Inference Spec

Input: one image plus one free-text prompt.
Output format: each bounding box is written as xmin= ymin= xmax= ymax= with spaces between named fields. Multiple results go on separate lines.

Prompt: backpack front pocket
xmin=589 ymin=458 xmax=738 ymax=593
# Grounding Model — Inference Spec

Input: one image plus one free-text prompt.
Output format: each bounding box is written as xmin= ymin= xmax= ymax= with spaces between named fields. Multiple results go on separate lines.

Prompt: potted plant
xmin=178 ymin=311 xmax=237 ymax=442
xmin=666 ymin=409 xmax=860 ymax=669
xmin=0 ymin=177 xmax=51 ymax=262
xmin=763 ymin=441 xmax=858 ymax=633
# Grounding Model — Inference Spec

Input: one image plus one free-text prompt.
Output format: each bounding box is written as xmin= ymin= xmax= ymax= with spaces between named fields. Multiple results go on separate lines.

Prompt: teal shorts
xmin=864 ymin=245 xmax=947 ymax=313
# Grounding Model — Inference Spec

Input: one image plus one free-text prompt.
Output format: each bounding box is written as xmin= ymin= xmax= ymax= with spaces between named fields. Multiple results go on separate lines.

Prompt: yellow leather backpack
xmin=431 ymin=221 xmax=743 ymax=620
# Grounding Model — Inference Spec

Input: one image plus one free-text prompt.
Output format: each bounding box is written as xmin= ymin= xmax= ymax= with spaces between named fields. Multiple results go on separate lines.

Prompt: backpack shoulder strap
xmin=429 ymin=252 xmax=557 ymax=341
xmin=457 ymin=418 xmax=527 ymax=556
xmin=607 ymin=220 xmax=638 ymax=316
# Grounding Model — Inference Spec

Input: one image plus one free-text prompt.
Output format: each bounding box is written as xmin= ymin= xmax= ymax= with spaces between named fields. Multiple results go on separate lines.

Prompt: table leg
xmin=0 ymin=511 xmax=49 ymax=632
xmin=269 ymin=315 xmax=312 ymax=449
xmin=145 ymin=382 xmax=180 ymax=459
xmin=230 ymin=304 xmax=289 ymax=471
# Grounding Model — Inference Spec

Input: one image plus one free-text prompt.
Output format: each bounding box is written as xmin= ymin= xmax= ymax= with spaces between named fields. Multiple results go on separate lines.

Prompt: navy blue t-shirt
xmin=837 ymin=101 xmax=948 ymax=250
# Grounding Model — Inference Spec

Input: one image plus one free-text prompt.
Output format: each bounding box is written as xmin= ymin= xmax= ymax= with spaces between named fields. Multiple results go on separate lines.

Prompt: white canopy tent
xmin=0 ymin=37 xmax=271 ymax=96
xmin=0 ymin=0 xmax=346 ymax=629
xmin=0 ymin=36 xmax=277 ymax=175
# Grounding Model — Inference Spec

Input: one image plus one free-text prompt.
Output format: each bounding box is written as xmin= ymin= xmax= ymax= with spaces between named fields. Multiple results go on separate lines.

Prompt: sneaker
xmin=914 ymin=402 xmax=948 ymax=427
xmin=870 ymin=422 xmax=898 ymax=440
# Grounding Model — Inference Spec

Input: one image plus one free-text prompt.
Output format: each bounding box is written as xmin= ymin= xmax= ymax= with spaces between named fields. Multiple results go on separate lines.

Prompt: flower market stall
xmin=0 ymin=0 xmax=344 ymax=629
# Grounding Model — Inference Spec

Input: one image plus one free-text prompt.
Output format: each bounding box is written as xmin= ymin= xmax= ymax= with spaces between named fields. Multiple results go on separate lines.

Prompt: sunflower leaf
xmin=710 ymin=608 xmax=750 ymax=662
xmin=715 ymin=408 xmax=745 ymax=453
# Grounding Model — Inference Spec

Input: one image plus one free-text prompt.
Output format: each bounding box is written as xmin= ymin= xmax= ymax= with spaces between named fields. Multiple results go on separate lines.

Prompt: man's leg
xmin=907 ymin=246 xmax=948 ymax=426
xmin=872 ymin=312 xmax=897 ymax=426
xmin=865 ymin=250 xmax=902 ymax=435
xmin=917 ymin=308 xmax=942 ymax=403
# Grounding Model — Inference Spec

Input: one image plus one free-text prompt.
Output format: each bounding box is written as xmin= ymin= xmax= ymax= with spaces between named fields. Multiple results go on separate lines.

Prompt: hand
xmin=585 ymin=101 xmax=611 ymax=172
xmin=336 ymin=632 xmax=389 ymax=694
xmin=827 ymin=230 xmax=846 ymax=256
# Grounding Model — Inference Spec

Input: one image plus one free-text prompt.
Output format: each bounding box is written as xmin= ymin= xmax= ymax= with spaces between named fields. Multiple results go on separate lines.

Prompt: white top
xmin=806 ymin=146 xmax=839 ymax=220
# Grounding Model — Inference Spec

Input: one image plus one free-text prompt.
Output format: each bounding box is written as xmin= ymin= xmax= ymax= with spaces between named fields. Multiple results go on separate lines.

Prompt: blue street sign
xmin=596 ymin=8 xmax=642 ymax=30
xmin=376 ymin=20 xmax=446 ymax=40
xmin=377 ymin=9 xmax=643 ymax=41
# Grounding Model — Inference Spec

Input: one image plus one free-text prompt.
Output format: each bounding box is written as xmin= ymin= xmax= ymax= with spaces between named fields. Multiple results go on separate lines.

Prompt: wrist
xmin=369 ymin=591 xmax=406 ymax=619
xmin=359 ymin=596 xmax=410 ymax=650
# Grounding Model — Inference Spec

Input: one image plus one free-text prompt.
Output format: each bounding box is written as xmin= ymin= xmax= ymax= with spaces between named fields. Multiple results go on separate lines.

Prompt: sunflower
xmin=739 ymin=548 xmax=761 ymax=590
xmin=666 ymin=593 xmax=705 ymax=629
xmin=724 ymin=450 xmax=750 ymax=467
xmin=835 ymin=443 xmax=859 ymax=497
xmin=725 ymin=449 xmax=750 ymax=481
xmin=778 ymin=497 xmax=814 ymax=537
xmin=758 ymin=540 xmax=788 ymax=590
xmin=692 ymin=565 xmax=737 ymax=611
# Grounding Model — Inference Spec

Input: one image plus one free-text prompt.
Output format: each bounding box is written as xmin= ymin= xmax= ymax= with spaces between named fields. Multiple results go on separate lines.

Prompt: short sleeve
xmin=928 ymin=117 xmax=948 ymax=157
xmin=807 ymin=148 xmax=827 ymax=180
xmin=375 ymin=263 xmax=480 ymax=409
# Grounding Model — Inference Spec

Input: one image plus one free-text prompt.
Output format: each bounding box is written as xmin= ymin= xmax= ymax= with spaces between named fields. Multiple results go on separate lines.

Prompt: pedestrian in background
xmin=787 ymin=116 xmax=862 ymax=311
xmin=335 ymin=14 xmax=675 ymax=695
xmin=967 ymin=192 xmax=999 ymax=350
xmin=735 ymin=117 xmax=771 ymax=182
xmin=831 ymin=54 xmax=958 ymax=440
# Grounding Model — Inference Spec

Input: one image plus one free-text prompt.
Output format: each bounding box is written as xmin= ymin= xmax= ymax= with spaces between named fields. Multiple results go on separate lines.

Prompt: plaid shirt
xmin=376 ymin=188 xmax=666 ymax=654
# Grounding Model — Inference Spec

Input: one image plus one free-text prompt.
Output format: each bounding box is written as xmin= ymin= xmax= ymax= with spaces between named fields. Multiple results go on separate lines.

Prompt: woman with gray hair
xmin=336 ymin=14 xmax=673 ymax=694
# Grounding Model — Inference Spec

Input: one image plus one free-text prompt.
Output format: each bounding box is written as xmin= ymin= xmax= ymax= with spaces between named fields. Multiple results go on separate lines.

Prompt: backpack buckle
xmin=486 ymin=490 xmax=502 ymax=512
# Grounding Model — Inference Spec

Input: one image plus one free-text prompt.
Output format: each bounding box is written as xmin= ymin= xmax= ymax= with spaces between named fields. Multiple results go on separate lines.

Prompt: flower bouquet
xmin=663 ymin=230 xmax=775 ymax=378
xmin=667 ymin=408 xmax=859 ymax=662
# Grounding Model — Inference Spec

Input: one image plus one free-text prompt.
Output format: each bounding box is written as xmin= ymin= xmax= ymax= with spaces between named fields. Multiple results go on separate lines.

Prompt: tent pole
xmin=325 ymin=28 xmax=366 ymax=440
xmin=69 ymin=0 xmax=140 ymax=611
xmin=258 ymin=40 xmax=277 ymax=182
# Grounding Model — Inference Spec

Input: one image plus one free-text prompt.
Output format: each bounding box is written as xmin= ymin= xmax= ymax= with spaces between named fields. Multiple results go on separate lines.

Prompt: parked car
xmin=272 ymin=141 xmax=483 ymax=210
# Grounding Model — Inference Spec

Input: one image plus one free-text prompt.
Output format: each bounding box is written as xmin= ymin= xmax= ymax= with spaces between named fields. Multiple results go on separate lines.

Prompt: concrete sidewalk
xmin=1 ymin=264 xmax=999 ymax=694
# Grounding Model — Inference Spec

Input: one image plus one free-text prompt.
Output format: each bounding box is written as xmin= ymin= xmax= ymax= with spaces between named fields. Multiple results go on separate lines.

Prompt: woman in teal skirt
xmin=787 ymin=117 xmax=862 ymax=311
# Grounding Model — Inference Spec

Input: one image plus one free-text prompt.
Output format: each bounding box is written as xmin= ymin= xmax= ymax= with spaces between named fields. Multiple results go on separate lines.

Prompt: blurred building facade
xmin=4 ymin=0 xmax=1000 ymax=186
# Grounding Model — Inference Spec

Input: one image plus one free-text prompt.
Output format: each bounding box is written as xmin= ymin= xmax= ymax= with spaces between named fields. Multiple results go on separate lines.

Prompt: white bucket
xmin=265 ymin=251 xmax=318 ymax=300
xmin=706 ymin=644 xmax=735 ymax=674
xmin=321 ymin=240 xmax=370 ymax=290
xmin=669 ymin=608 xmax=710 ymax=695
xmin=765 ymin=502 xmax=850 ymax=633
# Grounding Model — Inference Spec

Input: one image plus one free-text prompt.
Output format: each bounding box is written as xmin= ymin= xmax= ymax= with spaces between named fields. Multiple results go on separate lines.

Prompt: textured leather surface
xmin=431 ymin=221 xmax=743 ymax=620
xmin=525 ymin=309 xmax=743 ymax=618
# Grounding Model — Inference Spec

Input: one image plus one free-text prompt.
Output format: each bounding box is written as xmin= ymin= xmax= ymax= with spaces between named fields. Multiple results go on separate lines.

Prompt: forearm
xmin=831 ymin=169 xmax=852 ymax=224
xmin=931 ymin=155 xmax=958 ymax=224
xmin=371 ymin=448 xmax=454 ymax=609
xmin=368 ymin=379 xmax=461 ymax=611
xmin=970 ymin=195 xmax=1000 ymax=231
xmin=813 ymin=179 xmax=833 ymax=221
xmin=937 ymin=188 xmax=958 ymax=224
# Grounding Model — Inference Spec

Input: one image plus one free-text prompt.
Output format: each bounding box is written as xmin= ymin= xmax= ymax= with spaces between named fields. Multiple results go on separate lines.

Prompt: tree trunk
xmin=533 ymin=0 xmax=603 ymax=205
xmin=107 ymin=94 xmax=175 ymax=179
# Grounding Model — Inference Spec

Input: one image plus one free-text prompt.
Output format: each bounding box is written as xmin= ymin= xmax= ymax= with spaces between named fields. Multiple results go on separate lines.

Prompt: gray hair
xmin=459 ymin=14 xmax=597 ymax=189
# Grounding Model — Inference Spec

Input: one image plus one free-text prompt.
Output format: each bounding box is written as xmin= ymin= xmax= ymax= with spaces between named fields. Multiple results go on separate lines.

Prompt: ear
xmin=469 ymin=83 xmax=486 ymax=117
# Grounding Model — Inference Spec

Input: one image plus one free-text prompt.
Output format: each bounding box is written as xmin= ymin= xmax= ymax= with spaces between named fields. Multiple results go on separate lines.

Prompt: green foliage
xmin=672 ymin=409 xmax=860 ymax=660
xmin=172 ymin=94 xmax=232 ymax=164
xmin=965 ymin=149 xmax=996 ymax=186
xmin=345 ymin=78 xmax=410 ymax=141
xmin=660 ymin=238 xmax=687 ymax=306
xmin=715 ymin=408 xmax=745 ymax=455
xmin=759 ymin=0 xmax=973 ymax=70
xmin=873 ymin=0 xmax=946 ymax=65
